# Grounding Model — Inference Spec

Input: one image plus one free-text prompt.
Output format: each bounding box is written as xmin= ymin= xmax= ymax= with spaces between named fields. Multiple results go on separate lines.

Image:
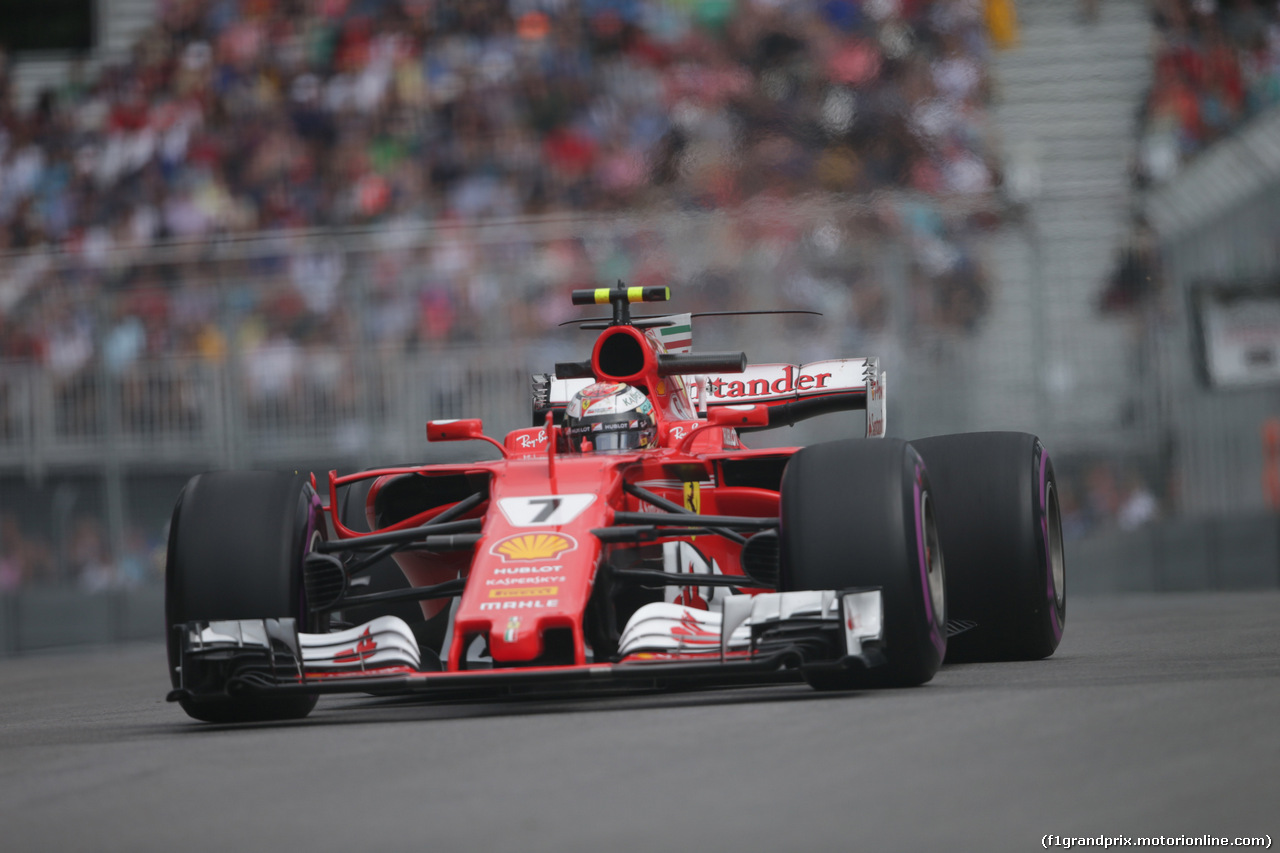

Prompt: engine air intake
xmin=593 ymin=327 xmax=651 ymax=383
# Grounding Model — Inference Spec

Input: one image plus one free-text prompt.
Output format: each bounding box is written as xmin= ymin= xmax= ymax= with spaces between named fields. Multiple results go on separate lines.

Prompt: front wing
xmin=167 ymin=589 xmax=885 ymax=704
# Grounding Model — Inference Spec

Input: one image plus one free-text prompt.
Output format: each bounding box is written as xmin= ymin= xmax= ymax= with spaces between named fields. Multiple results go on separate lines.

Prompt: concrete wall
xmin=1070 ymin=513 xmax=1280 ymax=595
xmin=0 ymin=587 xmax=163 ymax=655
xmin=2 ymin=514 xmax=1278 ymax=655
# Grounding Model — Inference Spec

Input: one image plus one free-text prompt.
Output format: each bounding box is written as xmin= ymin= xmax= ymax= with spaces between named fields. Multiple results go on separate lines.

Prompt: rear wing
xmin=535 ymin=356 xmax=886 ymax=438
xmin=698 ymin=357 xmax=885 ymax=437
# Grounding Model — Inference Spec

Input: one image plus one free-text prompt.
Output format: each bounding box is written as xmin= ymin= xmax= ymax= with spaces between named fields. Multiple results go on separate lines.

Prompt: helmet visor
xmin=589 ymin=430 xmax=652 ymax=452
xmin=566 ymin=420 xmax=655 ymax=453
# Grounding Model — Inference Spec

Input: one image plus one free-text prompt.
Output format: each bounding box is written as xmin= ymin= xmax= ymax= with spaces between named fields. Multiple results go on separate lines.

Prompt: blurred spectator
xmin=1118 ymin=470 xmax=1160 ymax=529
xmin=1101 ymin=214 xmax=1164 ymax=312
xmin=985 ymin=0 xmax=1020 ymax=48
xmin=70 ymin=516 xmax=115 ymax=592
xmin=0 ymin=514 xmax=25 ymax=591
xmin=1053 ymin=460 xmax=1167 ymax=539
xmin=114 ymin=527 xmax=155 ymax=587
xmin=1057 ymin=483 xmax=1093 ymax=541
xmin=0 ymin=512 xmax=55 ymax=589
xmin=1085 ymin=462 xmax=1124 ymax=531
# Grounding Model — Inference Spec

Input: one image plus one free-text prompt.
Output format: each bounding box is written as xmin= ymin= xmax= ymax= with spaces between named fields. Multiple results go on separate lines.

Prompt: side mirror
xmin=427 ymin=419 xmax=485 ymax=442
xmin=427 ymin=418 xmax=508 ymax=457
xmin=708 ymin=404 xmax=769 ymax=429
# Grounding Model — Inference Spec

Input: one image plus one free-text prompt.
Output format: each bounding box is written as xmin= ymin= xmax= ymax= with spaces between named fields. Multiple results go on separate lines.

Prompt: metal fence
xmin=0 ymin=351 xmax=534 ymax=475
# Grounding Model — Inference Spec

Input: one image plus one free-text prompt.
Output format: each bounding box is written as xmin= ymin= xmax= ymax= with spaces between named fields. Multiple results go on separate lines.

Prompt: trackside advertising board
xmin=1191 ymin=283 xmax=1280 ymax=389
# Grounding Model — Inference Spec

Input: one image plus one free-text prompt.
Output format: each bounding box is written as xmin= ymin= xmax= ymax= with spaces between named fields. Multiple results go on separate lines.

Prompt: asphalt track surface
xmin=1 ymin=592 xmax=1276 ymax=853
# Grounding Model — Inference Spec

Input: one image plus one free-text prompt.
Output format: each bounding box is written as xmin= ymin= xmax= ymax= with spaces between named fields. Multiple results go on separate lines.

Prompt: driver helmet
xmin=564 ymin=382 xmax=657 ymax=453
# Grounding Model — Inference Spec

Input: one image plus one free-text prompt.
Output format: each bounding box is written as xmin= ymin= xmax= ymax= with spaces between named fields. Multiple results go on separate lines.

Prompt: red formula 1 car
xmin=165 ymin=286 xmax=1067 ymax=722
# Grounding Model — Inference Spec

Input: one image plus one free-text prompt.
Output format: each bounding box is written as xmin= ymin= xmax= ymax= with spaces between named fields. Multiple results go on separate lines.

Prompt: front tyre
xmin=166 ymin=471 xmax=323 ymax=723
xmin=780 ymin=439 xmax=947 ymax=689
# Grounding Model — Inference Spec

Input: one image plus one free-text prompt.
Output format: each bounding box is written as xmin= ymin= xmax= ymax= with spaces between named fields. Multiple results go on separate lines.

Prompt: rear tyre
xmin=166 ymin=471 xmax=322 ymax=723
xmin=781 ymin=439 xmax=947 ymax=689
xmin=910 ymin=432 xmax=1066 ymax=661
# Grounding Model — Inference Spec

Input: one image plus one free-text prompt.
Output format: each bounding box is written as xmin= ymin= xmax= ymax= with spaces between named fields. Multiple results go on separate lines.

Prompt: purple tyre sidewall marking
xmin=1039 ymin=448 xmax=1064 ymax=641
xmin=914 ymin=462 xmax=946 ymax=658
xmin=298 ymin=486 xmax=325 ymax=622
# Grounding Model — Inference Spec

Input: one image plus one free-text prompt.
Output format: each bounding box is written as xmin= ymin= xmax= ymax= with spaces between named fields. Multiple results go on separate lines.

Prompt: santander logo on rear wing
xmin=548 ymin=356 xmax=887 ymax=438
xmin=695 ymin=358 xmax=869 ymax=402
xmin=694 ymin=357 xmax=886 ymax=438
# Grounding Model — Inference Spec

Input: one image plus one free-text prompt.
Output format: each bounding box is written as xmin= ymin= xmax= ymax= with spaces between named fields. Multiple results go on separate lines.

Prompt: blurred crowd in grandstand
xmin=1057 ymin=461 xmax=1163 ymax=543
xmin=1106 ymin=0 xmax=1277 ymax=313
xmin=1136 ymin=0 xmax=1280 ymax=186
xmin=0 ymin=0 xmax=1004 ymax=241
xmin=0 ymin=511 xmax=164 ymax=591
xmin=1 ymin=0 xmax=1003 ymax=375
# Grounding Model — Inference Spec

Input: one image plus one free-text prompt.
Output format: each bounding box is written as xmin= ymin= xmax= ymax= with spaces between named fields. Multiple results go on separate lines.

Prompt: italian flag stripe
xmin=655 ymin=314 xmax=692 ymax=353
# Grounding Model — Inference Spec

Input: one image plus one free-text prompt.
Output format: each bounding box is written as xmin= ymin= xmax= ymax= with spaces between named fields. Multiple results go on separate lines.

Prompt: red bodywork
xmin=321 ymin=317 xmax=870 ymax=677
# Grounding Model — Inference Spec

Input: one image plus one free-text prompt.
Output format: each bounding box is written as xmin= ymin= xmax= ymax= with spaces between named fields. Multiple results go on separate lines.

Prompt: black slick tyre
xmin=780 ymin=438 xmax=947 ymax=689
xmin=165 ymin=471 xmax=322 ymax=723
xmin=910 ymin=432 xmax=1066 ymax=662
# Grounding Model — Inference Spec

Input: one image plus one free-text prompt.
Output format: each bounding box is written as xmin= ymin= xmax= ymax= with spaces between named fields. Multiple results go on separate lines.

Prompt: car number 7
xmin=497 ymin=494 xmax=597 ymax=527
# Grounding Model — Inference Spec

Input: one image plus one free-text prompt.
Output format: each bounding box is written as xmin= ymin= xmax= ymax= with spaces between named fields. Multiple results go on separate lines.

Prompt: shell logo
xmin=489 ymin=532 xmax=578 ymax=562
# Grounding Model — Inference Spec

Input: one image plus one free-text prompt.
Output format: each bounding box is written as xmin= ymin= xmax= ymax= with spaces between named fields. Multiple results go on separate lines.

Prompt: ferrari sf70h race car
xmin=165 ymin=286 xmax=1067 ymax=722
